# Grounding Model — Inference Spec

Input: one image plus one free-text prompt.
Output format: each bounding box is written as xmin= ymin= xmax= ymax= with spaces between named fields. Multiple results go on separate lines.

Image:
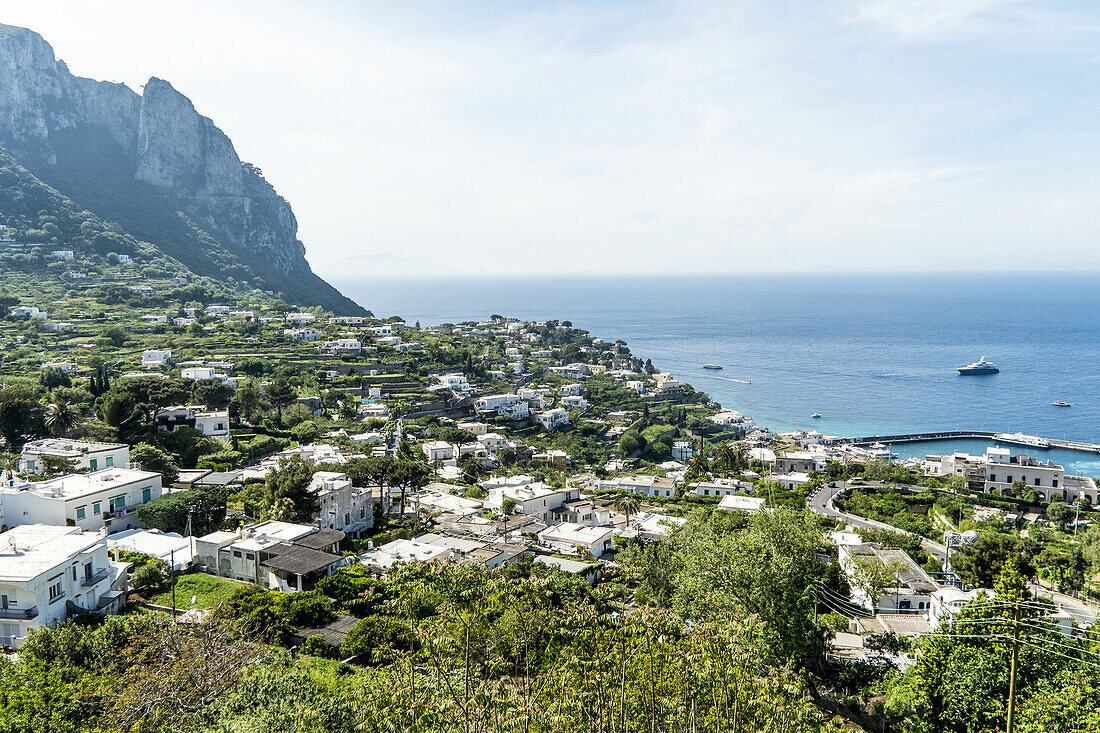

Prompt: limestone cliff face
xmin=0 ymin=24 xmax=358 ymax=311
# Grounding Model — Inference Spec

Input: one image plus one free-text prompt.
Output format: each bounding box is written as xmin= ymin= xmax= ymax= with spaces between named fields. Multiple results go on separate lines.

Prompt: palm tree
xmin=688 ymin=451 xmax=711 ymax=478
xmin=614 ymin=493 xmax=641 ymax=529
xmin=45 ymin=400 xmax=76 ymax=437
xmin=717 ymin=443 xmax=738 ymax=472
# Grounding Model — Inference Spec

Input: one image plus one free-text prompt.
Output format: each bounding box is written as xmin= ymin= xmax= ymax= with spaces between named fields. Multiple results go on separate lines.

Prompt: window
xmin=110 ymin=495 xmax=127 ymax=512
xmin=142 ymin=487 xmax=152 ymax=503
xmin=1053 ymin=480 xmax=1059 ymax=488
xmin=1006 ymin=475 xmax=1013 ymax=483
xmin=93 ymin=502 xmax=101 ymax=515
xmin=344 ymin=513 xmax=350 ymax=525
xmin=89 ymin=458 xmax=98 ymax=471
xmin=989 ymin=474 xmax=996 ymax=482
xmin=48 ymin=578 xmax=64 ymax=603
xmin=105 ymin=457 xmax=114 ymax=467
xmin=75 ymin=506 xmax=86 ymax=520
xmin=245 ymin=552 xmax=255 ymax=560
xmin=233 ymin=550 xmax=242 ymax=558
xmin=26 ymin=460 xmax=36 ymax=471
xmin=71 ymin=566 xmax=77 ymax=581
xmin=1035 ymin=478 xmax=1041 ymax=486
xmin=360 ymin=507 xmax=365 ymax=518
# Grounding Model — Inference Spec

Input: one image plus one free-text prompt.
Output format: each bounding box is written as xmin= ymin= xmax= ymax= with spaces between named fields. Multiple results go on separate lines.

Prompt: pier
xmin=825 ymin=430 xmax=1100 ymax=454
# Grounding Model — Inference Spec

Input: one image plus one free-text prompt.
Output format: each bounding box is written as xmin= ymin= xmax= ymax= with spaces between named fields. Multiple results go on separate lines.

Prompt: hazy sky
xmin=3 ymin=0 xmax=1100 ymax=274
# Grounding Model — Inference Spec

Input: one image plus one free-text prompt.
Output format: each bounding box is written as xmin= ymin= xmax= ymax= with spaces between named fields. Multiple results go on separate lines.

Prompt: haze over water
xmin=332 ymin=272 xmax=1100 ymax=472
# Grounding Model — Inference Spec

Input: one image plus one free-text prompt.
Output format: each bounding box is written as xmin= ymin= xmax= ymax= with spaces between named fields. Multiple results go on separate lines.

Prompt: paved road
xmin=808 ymin=481 xmax=948 ymax=560
xmin=810 ymin=481 xmax=1098 ymax=625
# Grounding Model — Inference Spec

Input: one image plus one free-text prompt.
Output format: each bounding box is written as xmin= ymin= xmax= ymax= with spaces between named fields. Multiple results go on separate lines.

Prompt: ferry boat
xmin=958 ymin=356 xmax=999 ymax=375
xmin=702 ymin=363 xmax=723 ymax=370
xmin=1052 ymin=401 xmax=1072 ymax=407
xmin=993 ymin=432 xmax=1051 ymax=449
xmin=810 ymin=412 xmax=822 ymax=419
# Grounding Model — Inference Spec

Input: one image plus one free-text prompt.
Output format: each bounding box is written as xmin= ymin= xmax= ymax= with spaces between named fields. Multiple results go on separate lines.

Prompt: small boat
xmin=958 ymin=356 xmax=999 ymax=375
xmin=1052 ymin=401 xmax=1072 ymax=407
xmin=810 ymin=412 xmax=822 ymax=419
xmin=702 ymin=363 xmax=723 ymax=370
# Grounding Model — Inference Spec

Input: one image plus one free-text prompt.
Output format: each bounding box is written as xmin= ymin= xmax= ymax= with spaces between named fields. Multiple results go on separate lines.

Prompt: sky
xmin=3 ymin=0 xmax=1100 ymax=275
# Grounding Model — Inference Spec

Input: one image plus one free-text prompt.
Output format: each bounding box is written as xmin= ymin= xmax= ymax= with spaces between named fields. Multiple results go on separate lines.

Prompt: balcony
xmin=81 ymin=568 xmax=109 ymax=587
xmin=0 ymin=606 xmax=38 ymax=620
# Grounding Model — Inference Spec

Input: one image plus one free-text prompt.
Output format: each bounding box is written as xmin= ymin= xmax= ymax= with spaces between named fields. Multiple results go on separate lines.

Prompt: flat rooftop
xmin=21 ymin=438 xmax=127 ymax=457
xmin=0 ymin=524 xmax=102 ymax=581
xmin=16 ymin=468 xmax=160 ymax=501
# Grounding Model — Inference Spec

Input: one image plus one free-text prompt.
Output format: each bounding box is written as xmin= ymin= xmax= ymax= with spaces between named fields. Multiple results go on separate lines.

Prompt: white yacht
xmin=958 ymin=356 xmax=999 ymax=375
xmin=993 ymin=432 xmax=1051 ymax=449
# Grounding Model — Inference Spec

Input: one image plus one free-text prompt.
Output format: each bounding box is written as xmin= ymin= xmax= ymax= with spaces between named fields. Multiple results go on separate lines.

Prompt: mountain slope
xmin=0 ymin=23 xmax=365 ymax=315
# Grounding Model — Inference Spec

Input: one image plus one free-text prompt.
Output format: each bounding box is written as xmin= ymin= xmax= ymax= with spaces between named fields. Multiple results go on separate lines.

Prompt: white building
xmin=321 ymin=339 xmax=362 ymax=355
xmin=285 ymin=313 xmax=317 ymax=325
xmin=309 ymin=471 xmax=374 ymax=537
xmin=597 ymin=475 xmax=678 ymax=498
xmin=19 ymin=439 xmax=129 ymax=475
xmin=0 ymin=524 xmax=126 ymax=648
xmin=141 ymin=349 xmax=172 ymax=368
xmin=422 ymin=441 xmax=455 ymax=463
xmin=538 ymin=523 xmax=614 ymax=557
xmin=773 ymin=451 xmax=828 ymax=474
xmin=40 ymin=361 xmax=78 ymax=374
xmin=154 ymin=406 xmax=230 ymax=441
xmin=359 ymin=538 xmax=451 ymax=574
xmin=488 ymin=482 xmax=579 ymax=523
xmin=180 ymin=366 xmax=236 ymax=388
xmin=690 ymin=479 xmax=755 ymax=497
xmin=535 ymin=407 xmax=570 ymax=430
xmin=194 ymin=521 xmax=345 ymax=592
xmin=984 ymin=448 xmax=1064 ymax=497
xmin=475 ymin=394 xmax=529 ymax=417
xmin=478 ymin=432 xmax=511 ymax=454
xmin=0 ymin=468 xmax=163 ymax=534
xmin=769 ymin=472 xmax=812 ymax=491
xmin=436 ymin=373 xmax=471 ymax=392
xmin=10 ymin=306 xmax=46 ymax=320
xmin=839 ymin=543 xmax=939 ymax=613
xmin=560 ymin=383 xmax=585 ymax=397
xmin=285 ymin=328 xmax=321 ymax=342
xmin=560 ymin=395 xmax=589 ymax=411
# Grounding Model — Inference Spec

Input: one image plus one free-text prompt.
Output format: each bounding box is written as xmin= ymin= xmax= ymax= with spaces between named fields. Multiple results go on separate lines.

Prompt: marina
xmin=829 ymin=430 xmax=1100 ymax=455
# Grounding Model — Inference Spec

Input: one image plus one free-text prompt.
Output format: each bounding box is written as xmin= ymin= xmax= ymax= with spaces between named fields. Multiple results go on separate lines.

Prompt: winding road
xmin=808 ymin=481 xmax=1098 ymax=625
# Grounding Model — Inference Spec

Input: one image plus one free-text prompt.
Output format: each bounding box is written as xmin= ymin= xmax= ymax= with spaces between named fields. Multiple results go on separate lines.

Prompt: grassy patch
xmin=151 ymin=573 xmax=250 ymax=610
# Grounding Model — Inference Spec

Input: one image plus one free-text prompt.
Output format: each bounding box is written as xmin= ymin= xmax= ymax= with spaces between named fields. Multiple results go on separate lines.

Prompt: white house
xmin=0 ymin=468 xmax=163 ymax=534
xmin=560 ymin=395 xmax=589 ymax=411
xmin=19 ymin=439 xmax=129 ymax=475
xmin=0 ymin=524 xmax=126 ymax=648
xmin=690 ymin=479 xmax=755 ymax=497
xmin=535 ymin=407 xmax=570 ymax=430
xmin=285 ymin=313 xmax=317 ymax=325
xmin=560 ymin=383 xmax=585 ymax=397
xmin=538 ymin=523 xmax=614 ymax=557
xmin=40 ymin=361 xmax=78 ymax=374
xmin=285 ymin=328 xmax=321 ymax=342
xmin=477 ymin=432 xmax=511 ymax=455
xmin=769 ymin=472 xmax=812 ymax=491
xmin=10 ymin=306 xmax=46 ymax=320
xmin=839 ymin=543 xmax=939 ymax=614
xmin=436 ymin=373 xmax=471 ymax=392
xmin=984 ymin=448 xmax=1064 ymax=498
xmin=154 ymin=406 xmax=230 ymax=441
xmin=359 ymin=538 xmax=450 ymax=574
xmin=321 ymin=339 xmax=362 ymax=355
xmin=487 ymin=482 xmax=579 ymax=523
xmin=141 ymin=349 xmax=172 ymax=368
xmin=597 ymin=475 xmax=679 ymax=498
xmin=422 ymin=441 xmax=455 ymax=463
xmin=475 ymin=394 xmax=530 ymax=418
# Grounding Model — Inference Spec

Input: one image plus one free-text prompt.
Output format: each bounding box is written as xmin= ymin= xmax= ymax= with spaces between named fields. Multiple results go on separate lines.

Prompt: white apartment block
xmin=537 ymin=522 xmax=614 ymax=556
xmin=597 ymin=475 xmax=679 ymax=498
xmin=0 ymin=524 xmax=126 ymax=648
xmin=19 ymin=439 xmax=129 ymax=474
xmin=535 ymin=407 xmax=570 ymax=430
xmin=984 ymin=448 xmax=1064 ymax=497
xmin=141 ymin=349 xmax=172 ymax=368
xmin=488 ymin=482 xmax=580 ymax=523
xmin=0 ymin=468 xmax=163 ymax=534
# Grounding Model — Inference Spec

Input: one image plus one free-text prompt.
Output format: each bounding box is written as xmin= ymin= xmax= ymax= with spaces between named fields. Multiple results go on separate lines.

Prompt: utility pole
xmin=1006 ymin=600 xmax=1020 ymax=733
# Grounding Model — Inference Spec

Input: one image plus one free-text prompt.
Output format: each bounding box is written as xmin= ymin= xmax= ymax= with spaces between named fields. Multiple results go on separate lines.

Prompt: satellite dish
xmin=961 ymin=530 xmax=979 ymax=543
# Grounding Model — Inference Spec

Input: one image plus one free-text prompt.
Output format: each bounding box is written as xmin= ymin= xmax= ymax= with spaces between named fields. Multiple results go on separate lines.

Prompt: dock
xmin=825 ymin=430 xmax=1100 ymax=455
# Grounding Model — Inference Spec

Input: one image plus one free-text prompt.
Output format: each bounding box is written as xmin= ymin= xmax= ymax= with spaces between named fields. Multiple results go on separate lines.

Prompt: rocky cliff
xmin=0 ymin=24 xmax=364 ymax=314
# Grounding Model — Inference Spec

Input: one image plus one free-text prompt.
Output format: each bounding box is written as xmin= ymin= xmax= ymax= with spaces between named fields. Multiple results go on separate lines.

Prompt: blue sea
xmin=328 ymin=272 xmax=1100 ymax=474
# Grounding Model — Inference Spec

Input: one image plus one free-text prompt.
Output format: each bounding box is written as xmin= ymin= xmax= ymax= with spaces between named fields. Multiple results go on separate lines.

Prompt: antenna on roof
xmin=7 ymin=536 xmax=16 ymax=554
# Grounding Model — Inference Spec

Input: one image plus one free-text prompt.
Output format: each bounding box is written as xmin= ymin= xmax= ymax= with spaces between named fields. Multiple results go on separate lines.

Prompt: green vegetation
xmin=150 ymin=573 xmax=250 ymax=610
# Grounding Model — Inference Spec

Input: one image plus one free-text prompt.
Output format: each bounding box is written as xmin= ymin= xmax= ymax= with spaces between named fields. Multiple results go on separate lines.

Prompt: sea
xmin=327 ymin=272 xmax=1100 ymax=475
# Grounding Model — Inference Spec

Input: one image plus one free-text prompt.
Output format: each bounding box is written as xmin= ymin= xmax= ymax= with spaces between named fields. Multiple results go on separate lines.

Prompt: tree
xmin=190 ymin=379 xmax=234 ymax=410
xmin=851 ymin=556 xmax=907 ymax=608
xmin=44 ymin=399 xmax=76 ymax=437
xmin=614 ymin=493 xmax=641 ymax=527
xmin=1046 ymin=500 xmax=1073 ymax=527
xmin=129 ymin=443 xmax=180 ymax=487
xmin=953 ymin=532 xmax=1035 ymax=589
xmin=39 ymin=367 xmax=71 ymax=390
xmin=265 ymin=377 xmax=296 ymax=427
xmin=290 ymin=420 xmax=321 ymax=445
xmin=263 ymin=456 xmax=317 ymax=522
xmin=618 ymin=429 xmax=646 ymax=456
xmin=390 ymin=460 xmax=432 ymax=517
xmin=136 ymin=486 xmax=228 ymax=536
xmin=0 ymin=386 xmax=44 ymax=448
xmin=234 ymin=380 xmax=264 ymax=423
